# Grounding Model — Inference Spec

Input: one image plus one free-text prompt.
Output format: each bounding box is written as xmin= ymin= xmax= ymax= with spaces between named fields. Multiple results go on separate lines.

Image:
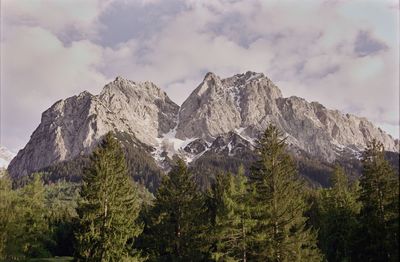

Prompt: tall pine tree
xmin=209 ymin=166 xmax=251 ymax=261
xmin=248 ymin=125 xmax=322 ymax=261
xmin=75 ymin=132 xmax=142 ymax=261
xmin=356 ymin=139 xmax=399 ymax=261
xmin=316 ymin=166 xmax=360 ymax=261
xmin=140 ymin=159 xmax=207 ymax=261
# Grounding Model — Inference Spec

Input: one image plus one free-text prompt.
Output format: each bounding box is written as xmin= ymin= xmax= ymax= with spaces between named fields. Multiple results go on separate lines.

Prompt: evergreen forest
xmin=0 ymin=126 xmax=398 ymax=261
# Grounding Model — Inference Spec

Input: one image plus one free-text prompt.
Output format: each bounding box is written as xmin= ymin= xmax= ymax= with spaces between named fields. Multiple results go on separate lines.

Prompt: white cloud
xmin=123 ymin=0 xmax=398 ymax=138
xmin=2 ymin=0 xmax=115 ymax=43
xmin=1 ymin=0 xmax=399 ymax=152
xmin=1 ymin=26 xmax=108 ymax=151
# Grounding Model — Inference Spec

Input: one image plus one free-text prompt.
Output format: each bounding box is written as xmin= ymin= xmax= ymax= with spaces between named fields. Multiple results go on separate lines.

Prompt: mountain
xmin=8 ymin=77 xmax=178 ymax=179
xmin=7 ymin=72 xmax=399 ymax=189
xmin=0 ymin=146 xmax=15 ymax=169
xmin=177 ymin=72 xmax=397 ymax=160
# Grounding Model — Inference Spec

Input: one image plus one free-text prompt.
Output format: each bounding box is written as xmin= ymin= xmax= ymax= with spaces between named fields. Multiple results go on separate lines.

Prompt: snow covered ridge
xmin=152 ymin=124 xmax=197 ymax=163
xmin=152 ymin=126 xmax=256 ymax=169
xmin=7 ymin=71 xmax=399 ymax=178
xmin=0 ymin=146 xmax=15 ymax=169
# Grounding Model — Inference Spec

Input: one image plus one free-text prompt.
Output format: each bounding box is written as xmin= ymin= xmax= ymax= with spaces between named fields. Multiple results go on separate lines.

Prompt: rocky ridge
xmin=8 ymin=77 xmax=178 ymax=178
xmin=8 ymin=72 xmax=399 ymax=181
xmin=176 ymin=72 xmax=397 ymax=162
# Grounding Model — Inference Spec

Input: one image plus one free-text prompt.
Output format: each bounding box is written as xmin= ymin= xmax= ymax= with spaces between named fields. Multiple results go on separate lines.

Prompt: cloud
xmin=1 ymin=0 xmax=399 ymax=152
xmin=97 ymin=0 xmax=398 ymax=137
xmin=1 ymin=25 xmax=108 ymax=151
xmin=96 ymin=0 xmax=187 ymax=47
xmin=2 ymin=0 xmax=113 ymax=42
xmin=354 ymin=31 xmax=388 ymax=56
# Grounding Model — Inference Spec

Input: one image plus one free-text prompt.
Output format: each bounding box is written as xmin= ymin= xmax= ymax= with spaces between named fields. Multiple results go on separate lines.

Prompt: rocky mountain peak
xmin=7 ymin=71 xmax=399 ymax=180
xmin=176 ymin=71 xmax=284 ymax=141
xmin=191 ymin=72 xmax=223 ymax=98
xmin=203 ymin=71 xmax=220 ymax=82
xmin=115 ymin=75 xmax=124 ymax=81
xmin=176 ymin=71 xmax=397 ymax=162
xmin=8 ymin=77 xmax=179 ymax=178
xmin=101 ymin=76 xmax=170 ymax=103
xmin=225 ymin=71 xmax=265 ymax=84
xmin=99 ymin=77 xmax=179 ymax=141
xmin=77 ymin=90 xmax=93 ymax=98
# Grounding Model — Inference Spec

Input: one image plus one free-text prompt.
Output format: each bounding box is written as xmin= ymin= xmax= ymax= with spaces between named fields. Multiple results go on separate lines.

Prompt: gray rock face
xmin=8 ymin=72 xmax=399 ymax=178
xmin=176 ymin=72 xmax=282 ymax=140
xmin=275 ymin=97 xmax=398 ymax=161
xmin=177 ymin=71 xmax=398 ymax=162
xmin=208 ymin=132 xmax=254 ymax=156
xmin=184 ymin=139 xmax=209 ymax=155
xmin=8 ymin=77 xmax=179 ymax=178
xmin=99 ymin=77 xmax=179 ymax=144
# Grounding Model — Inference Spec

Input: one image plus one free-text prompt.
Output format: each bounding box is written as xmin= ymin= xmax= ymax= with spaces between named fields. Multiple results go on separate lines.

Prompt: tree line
xmin=0 ymin=126 xmax=398 ymax=261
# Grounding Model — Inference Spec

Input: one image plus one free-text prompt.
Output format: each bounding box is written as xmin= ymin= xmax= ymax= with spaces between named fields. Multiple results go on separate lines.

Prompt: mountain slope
xmin=8 ymin=77 xmax=179 ymax=179
xmin=177 ymin=72 xmax=397 ymax=162
xmin=7 ymin=72 xmax=399 ymax=187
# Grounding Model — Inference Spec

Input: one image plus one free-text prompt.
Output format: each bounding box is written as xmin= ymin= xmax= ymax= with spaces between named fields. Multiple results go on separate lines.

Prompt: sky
xmin=1 ymin=0 xmax=399 ymax=153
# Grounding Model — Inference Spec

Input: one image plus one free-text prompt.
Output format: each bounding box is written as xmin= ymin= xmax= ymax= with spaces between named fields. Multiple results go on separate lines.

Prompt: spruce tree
xmin=75 ymin=132 xmax=142 ymax=261
xmin=45 ymin=181 xmax=80 ymax=257
xmin=316 ymin=166 xmax=360 ymax=261
xmin=0 ymin=173 xmax=51 ymax=259
xmin=248 ymin=125 xmax=322 ymax=261
xmin=0 ymin=174 xmax=17 ymax=259
xmin=356 ymin=139 xmax=399 ymax=261
xmin=209 ymin=166 xmax=251 ymax=262
xmin=140 ymin=159 xmax=207 ymax=261
xmin=18 ymin=174 xmax=51 ymax=257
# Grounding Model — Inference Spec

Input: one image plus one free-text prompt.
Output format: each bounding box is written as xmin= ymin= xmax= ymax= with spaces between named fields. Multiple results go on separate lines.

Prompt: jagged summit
xmin=7 ymin=71 xmax=399 ymax=179
xmin=9 ymin=77 xmax=179 ymax=178
xmin=203 ymin=71 xmax=220 ymax=81
xmin=176 ymin=71 xmax=283 ymax=141
xmin=228 ymin=71 xmax=266 ymax=82
xmin=101 ymin=76 xmax=168 ymax=99
xmin=115 ymin=75 xmax=124 ymax=81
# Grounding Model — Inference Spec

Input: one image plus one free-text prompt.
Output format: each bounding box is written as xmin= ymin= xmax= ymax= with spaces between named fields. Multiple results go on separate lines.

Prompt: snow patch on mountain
xmin=234 ymin=127 xmax=256 ymax=146
xmin=152 ymin=117 xmax=198 ymax=164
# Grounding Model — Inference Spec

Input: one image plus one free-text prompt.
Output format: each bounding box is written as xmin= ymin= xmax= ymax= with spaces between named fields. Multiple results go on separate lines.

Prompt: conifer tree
xmin=45 ymin=181 xmax=80 ymax=257
xmin=0 ymin=173 xmax=50 ymax=259
xmin=140 ymin=159 xmax=207 ymax=261
xmin=248 ymin=125 xmax=322 ymax=261
xmin=356 ymin=139 xmax=399 ymax=261
xmin=316 ymin=166 xmax=360 ymax=261
xmin=18 ymin=174 xmax=51 ymax=257
xmin=209 ymin=166 xmax=250 ymax=261
xmin=75 ymin=132 xmax=142 ymax=261
xmin=0 ymin=174 xmax=17 ymax=259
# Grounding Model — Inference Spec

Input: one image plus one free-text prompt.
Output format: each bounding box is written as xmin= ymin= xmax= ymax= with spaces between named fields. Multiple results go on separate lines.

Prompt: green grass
xmin=28 ymin=257 xmax=73 ymax=262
